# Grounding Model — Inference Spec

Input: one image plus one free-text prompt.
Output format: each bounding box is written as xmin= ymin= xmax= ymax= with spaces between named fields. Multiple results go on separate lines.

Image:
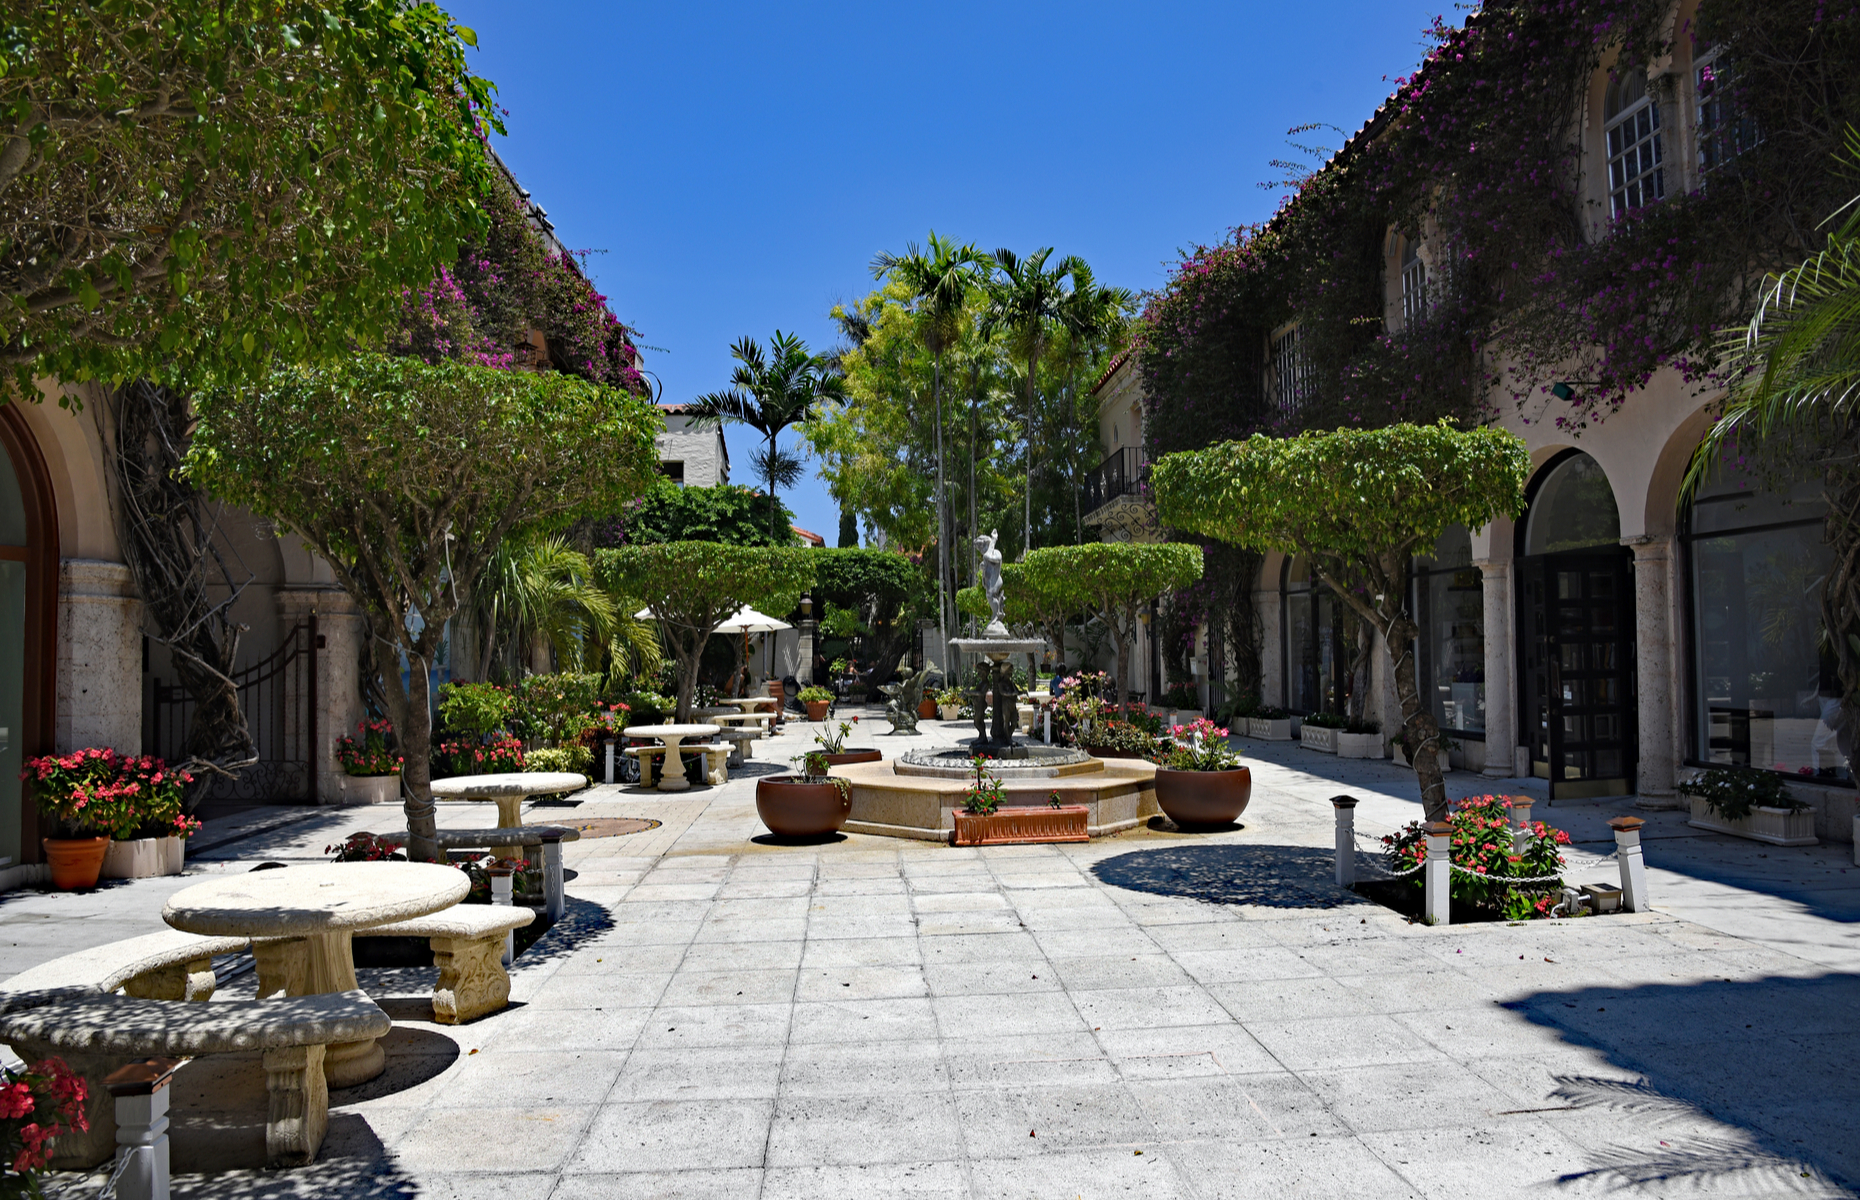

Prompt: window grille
xmin=1604 ymin=73 xmax=1664 ymax=217
xmin=1401 ymin=240 xmax=1427 ymax=327
xmin=1270 ymin=326 xmax=1311 ymax=417
xmin=1696 ymin=52 xmax=1759 ymax=174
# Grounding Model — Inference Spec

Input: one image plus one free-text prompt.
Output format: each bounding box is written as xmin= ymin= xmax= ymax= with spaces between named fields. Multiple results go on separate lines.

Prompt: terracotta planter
xmin=918 ymin=698 xmax=939 ymax=719
xmin=805 ymin=700 xmax=831 ymax=721
xmin=756 ymin=775 xmax=851 ymax=838
xmin=953 ymin=805 xmax=1090 ymax=846
xmin=1154 ymin=766 xmax=1252 ymax=828
xmin=821 ymin=749 xmax=882 ymax=767
xmin=42 ymin=837 xmax=109 ymax=890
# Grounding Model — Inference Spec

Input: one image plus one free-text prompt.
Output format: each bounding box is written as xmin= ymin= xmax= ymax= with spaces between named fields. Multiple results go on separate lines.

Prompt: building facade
xmin=653 ymin=405 xmax=730 ymax=487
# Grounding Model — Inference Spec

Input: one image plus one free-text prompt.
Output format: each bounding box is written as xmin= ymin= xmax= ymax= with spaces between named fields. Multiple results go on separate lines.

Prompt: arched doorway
xmin=0 ymin=404 xmax=58 ymax=867
xmin=1516 ymin=451 xmax=1636 ymax=798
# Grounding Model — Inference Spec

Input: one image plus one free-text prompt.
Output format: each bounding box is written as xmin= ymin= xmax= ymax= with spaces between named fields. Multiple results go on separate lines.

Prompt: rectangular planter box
xmin=1168 ymin=709 xmax=1204 ymax=728
xmin=340 ymin=772 xmax=400 ymax=806
xmin=100 ymin=836 xmax=184 ymax=879
xmin=1688 ymin=797 xmax=1818 ymax=846
xmin=1336 ymin=731 xmax=1384 ymax=759
xmin=1245 ymin=718 xmax=1291 ymax=741
xmin=1300 ymin=725 xmax=1339 ymax=754
xmin=953 ymin=805 xmax=1090 ymax=847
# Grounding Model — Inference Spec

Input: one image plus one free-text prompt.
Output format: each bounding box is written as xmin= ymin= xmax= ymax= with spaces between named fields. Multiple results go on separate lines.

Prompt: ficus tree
xmin=595 ymin=543 xmax=817 ymax=722
xmin=1153 ymin=421 xmax=1529 ymax=820
xmin=1029 ymin=543 xmax=1204 ymax=705
xmin=957 ymin=558 xmax=1079 ymax=666
xmin=814 ymin=547 xmax=928 ymax=681
xmin=186 ymin=354 xmax=662 ymax=862
xmin=1 ymin=0 xmax=498 ymax=388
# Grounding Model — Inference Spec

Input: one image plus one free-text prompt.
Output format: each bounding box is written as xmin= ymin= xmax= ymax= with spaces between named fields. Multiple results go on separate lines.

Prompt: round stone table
xmin=624 ymin=724 xmax=720 ymax=792
xmin=163 ymin=862 xmax=468 ymax=1087
xmin=430 ymin=772 xmax=587 ymax=858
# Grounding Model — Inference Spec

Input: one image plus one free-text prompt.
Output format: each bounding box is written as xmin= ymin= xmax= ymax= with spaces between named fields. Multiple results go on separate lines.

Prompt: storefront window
xmin=1414 ymin=526 xmax=1485 ymax=735
xmin=1687 ymin=468 xmax=1843 ymax=781
xmin=1283 ymin=557 xmax=1354 ymax=715
xmin=1 ymin=447 xmax=26 ymax=867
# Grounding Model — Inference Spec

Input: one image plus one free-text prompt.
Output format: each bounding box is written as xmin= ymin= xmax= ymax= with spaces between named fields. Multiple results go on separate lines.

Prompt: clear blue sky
xmin=446 ymin=0 xmax=1446 ymax=540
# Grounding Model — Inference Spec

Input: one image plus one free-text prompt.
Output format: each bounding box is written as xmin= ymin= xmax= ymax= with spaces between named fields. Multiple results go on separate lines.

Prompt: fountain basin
xmin=895 ymin=743 xmax=1095 ymax=780
xmin=836 ymin=758 xmax=1159 ymax=842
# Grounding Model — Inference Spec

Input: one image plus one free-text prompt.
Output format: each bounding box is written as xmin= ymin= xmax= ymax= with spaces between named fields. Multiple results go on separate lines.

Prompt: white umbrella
xmin=714 ymin=605 xmax=793 ymax=692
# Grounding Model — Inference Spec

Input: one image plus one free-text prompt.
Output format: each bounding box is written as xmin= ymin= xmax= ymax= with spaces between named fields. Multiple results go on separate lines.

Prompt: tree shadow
xmin=507 ymin=895 xmax=614 ymax=974
xmin=1508 ymin=972 xmax=1860 ymax=1191
xmin=1089 ymin=844 xmax=1366 ymax=910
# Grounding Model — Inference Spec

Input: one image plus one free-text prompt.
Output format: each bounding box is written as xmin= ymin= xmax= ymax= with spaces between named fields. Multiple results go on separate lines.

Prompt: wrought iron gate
xmin=149 ymin=617 xmax=317 ymax=801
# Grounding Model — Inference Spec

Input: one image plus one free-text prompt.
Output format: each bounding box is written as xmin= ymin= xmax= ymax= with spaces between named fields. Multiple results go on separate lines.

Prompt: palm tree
xmin=1058 ymin=258 xmax=1135 ymax=541
xmin=984 ymin=247 xmax=1072 ymax=554
xmin=690 ymin=331 xmax=845 ymax=540
xmin=871 ymin=232 xmax=988 ymax=668
xmin=469 ymin=535 xmax=619 ymax=676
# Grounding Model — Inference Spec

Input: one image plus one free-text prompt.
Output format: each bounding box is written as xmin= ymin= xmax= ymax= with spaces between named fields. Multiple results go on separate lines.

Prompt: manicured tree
xmin=1022 ymin=543 xmax=1204 ymax=705
xmin=187 ymin=355 xmax=662 ymax=862
xmin=619 ymin=482 xmax=798 ymax=547
xmin=596 ymin=543 xmax=817 ymax=721
xmin=814 ymin=548 xmax=927 ymax=681
xmin=1153 ymin=422 xmax=1529 ymax=820
xmin=957 ymin=559 xmax=1079 ymax=667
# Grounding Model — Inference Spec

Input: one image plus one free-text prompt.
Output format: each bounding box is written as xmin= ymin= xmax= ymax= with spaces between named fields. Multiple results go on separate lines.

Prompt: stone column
xmin=1624 ymin=536 xmax=1678 ymax=800
xmin=56 ymin=559 xmax=142 ymax=754
xmin=1476 ymin=560 xmax=1517 ymax=779
xmin=275 ymin=587 xmax=364 ymax=805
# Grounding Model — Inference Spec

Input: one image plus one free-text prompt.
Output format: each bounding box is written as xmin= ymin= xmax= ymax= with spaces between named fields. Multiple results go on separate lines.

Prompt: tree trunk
xmin=1385 ymin=611 xmax=1449 ymax=821
xmin=1024 ymin=349 xmax=1037 ymax=554
xmin=377 ymin=637 xmax=441 ymax=863
xmin=1110 ymin=612 xmax=1130 ymax=710
xmin=672 ymin=631 xmax=703 ymax=723
xmin=933 ymin=353 xmax=948 ymax=672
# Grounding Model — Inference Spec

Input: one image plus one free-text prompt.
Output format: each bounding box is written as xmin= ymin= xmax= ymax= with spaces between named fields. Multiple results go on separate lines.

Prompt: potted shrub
xmin=1244 ymin=707 xmax=1292 ymax=741
xmin=1336 ymin=718 xmax=1383 ymax=759
xmin=24 ymin=748 xmax=201 ymax=887
xmin=755 ymin=750 xmax=852 ymax=839
xmin=935 ymin=687 xmax=965 ymax=721
xmin=799 ymin=685 xmax=834 ymax=721
xmin=1078 ymin=719 xmax=1159 ymax=760
xmin=1153 ymin=719 xmax=1251 ymax=828
xmin=1681 ymin=767 xmax=1817 ymax=846
xmin=952 ymin=758 xmax=1088 ymax=846
xmin=434 ymin=734 xmax=525 ymax=780
xmin=1299 ymin=712 xmax=1346 ymax=753
xmin=814 ymin=717 xmax=880 ymax=767
xmin=336 ymin=718 xmax=403 ymax=805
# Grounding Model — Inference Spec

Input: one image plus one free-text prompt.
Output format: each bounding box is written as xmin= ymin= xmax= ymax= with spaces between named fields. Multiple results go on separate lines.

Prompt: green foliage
xmin=818 ymin=604 xmax=864 ymax=640
xmin=1300 ymin=712 xmax=1348 ymax=730
xmin=619 ymin=690 xmax=673 ymax=724
xmin=439 ymin=682 xmax=514 ymax=738
xmin=23 ymin=747 xmax=193 ymax=840
xmin=1158 ymin=718 xmax=1244 ymax=772
xmin=507 ymin=673 xmax=603 ymax=747
xmin=962 ymin=756 xmax=1006 ymax=815
xmin=620 ymin=482 xmax=798 ymax=546
xmin=434 ymin=735 xmax=523 ymax=778
xmin=797 ymin=685 xmax=834 ymax=703
xmin=1677 ymin=767 xmax=1803 ymax=820
xmin=596 ymin=542 xmax=816 ymax=720
xmin=469 ymin=535 xmax=617 ymax=676
xmin=524 ymin=745 xmax=592 ymax=775
xmin=1 ymin=0 xmax=499 ymax=389
xmin=1383 ymin=796 xmax=1571 ymax=920
xmin=813 ymin=547 xmax=923 ymax=608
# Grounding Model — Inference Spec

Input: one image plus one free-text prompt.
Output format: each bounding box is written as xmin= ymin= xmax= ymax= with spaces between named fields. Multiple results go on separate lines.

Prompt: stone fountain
xmin=835 ymin=531 xmax=1157 ymax=839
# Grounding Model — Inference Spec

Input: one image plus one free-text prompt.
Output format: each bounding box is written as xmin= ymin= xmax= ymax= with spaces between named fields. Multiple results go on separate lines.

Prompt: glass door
xmin=1519 ymin=551 xmax=1636 ymax=799
xmin=0 ymin=448 xmax=27 ymax=867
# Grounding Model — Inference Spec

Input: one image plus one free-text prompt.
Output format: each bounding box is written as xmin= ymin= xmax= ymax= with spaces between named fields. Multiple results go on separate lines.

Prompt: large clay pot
xmin=42 ymin=837 xmax=109 ymax=890
xmin=755 ymin=776 xmax=851 ymax=838
xmin=821 ymin=749 xmax=881 ymax=767
xmin=805 ymin=700 xmax=830 ymax=721
xmin=1154 ymin=766 xmax=1252 ymax=828
xmin=918 ymin=698 xmax=939 ymax=720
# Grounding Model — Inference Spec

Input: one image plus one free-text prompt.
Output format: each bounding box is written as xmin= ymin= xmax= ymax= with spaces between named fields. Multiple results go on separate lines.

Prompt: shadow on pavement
xmin=1510 ymin=972 xmax=1860 ymax=1191
xmin=1090 ymin=843 xmax=1366 ymax=910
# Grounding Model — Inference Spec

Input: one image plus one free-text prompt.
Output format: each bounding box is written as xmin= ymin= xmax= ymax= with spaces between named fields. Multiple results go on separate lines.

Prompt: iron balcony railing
xmin=1082 ymin=447 xmax=1148 ymax=518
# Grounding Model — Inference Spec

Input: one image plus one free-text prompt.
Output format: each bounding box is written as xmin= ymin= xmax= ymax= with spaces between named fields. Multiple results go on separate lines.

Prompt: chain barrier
xmin=1347 ymin=829 xmax=1617 ymax=888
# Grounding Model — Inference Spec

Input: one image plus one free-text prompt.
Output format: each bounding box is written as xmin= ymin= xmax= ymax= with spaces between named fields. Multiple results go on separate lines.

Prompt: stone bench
xmin=0 ymin=988 xmax=388 ymax=1169
xmin=357 ymin=906 xmax=535 ymax=1024
xmin=626 ymin=742 xmax=731 ymax=786
xmin=712 ymin=711 xmax=775 ymax=737
xmin=0 ymin=929 xmax=251 ymax=1004
xmin=714 ymin=726 xmax=758 ymax=765
xmin=375 ymin=826 xmax=579 ymax=919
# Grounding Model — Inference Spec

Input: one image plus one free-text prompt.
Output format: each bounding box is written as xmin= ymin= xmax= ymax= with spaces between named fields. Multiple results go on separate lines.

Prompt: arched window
xmin=1605 ymin=71 xmax=1664 ymax=216
xmin=1686 ymin=464 xmax=1842 ymax=780
xmin=1524 ymin=453 xmax=1620 ymax=555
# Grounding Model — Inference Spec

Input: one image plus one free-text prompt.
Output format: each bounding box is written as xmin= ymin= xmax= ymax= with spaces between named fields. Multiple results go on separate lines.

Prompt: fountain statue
xmin=976 ymin=529 xmax=1009 ymax=637
xmin=882 ymin=664 xmax=932 ymax=734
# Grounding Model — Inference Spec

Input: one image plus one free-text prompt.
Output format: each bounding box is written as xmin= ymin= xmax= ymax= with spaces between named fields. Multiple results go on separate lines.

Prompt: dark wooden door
xmin=1519 ymin=552 xmax=1636 ymax=799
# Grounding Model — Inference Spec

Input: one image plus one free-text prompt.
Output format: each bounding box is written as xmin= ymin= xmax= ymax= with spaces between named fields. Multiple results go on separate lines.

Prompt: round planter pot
xmin=918 ymin=698 xmax=939 ymax=720
xmin=755 ymin=776 xmax=852 ymax=838
xmin=341 ymin=772 xmax=401 ymax=805
xmin=1155 ymin=765 xmax=1253 ymax=828
xmin=42 ymin=837 xmax=109 ymax=891
xmin=821 ymin=749 xmax=882 ymax=767
xmin=804 ymin=701 xmax=831 ymax=721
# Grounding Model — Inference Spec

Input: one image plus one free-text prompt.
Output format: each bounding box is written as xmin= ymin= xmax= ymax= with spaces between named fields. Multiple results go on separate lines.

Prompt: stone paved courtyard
xmin=3 ymin=716 xmax=1856 ymax=1198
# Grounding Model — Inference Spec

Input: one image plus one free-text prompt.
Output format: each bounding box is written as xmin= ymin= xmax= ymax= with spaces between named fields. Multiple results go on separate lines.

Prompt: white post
xmin=541 ymin=837 xmax=566 ymax=922
xmin=1507 ymin=797 xmax=1534 ymax=856
xmin=1331 ymin=796 xmax=1358 ymax=887
xmin=1043 ymin=708 xmax=1051 ymax=744
xmin=490 ymin=868 xmax=515 ymax=965
xmin=1423 ymin=822 xmax=1453 ymax=926
xmin=604 ymin=741 xmax=616 ymax=786
xmin=106 ymin=1058 xmax=179 ymax=1200
xmin=1608 ymin=816 xmax=1651 ymax=913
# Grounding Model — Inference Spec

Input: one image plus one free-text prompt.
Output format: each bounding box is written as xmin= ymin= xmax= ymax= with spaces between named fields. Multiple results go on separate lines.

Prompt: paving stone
xmin=760 ymin=1161 xmax=970 ymax=1199
xmin=765 ymin=1091 xmax=964 ymax=1167
xmin=566 ymin=1099 xmax=775 ymax=1173
xmin=779 ymin=1039 xmax=950 ymax=1098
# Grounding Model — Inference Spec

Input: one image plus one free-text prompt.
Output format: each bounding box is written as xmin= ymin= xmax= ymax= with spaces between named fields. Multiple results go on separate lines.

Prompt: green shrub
xmin=1383 ymin=795 xmax=1570 ymax=920
xmin=509 ymin=673 xmax=603 ymax=745
xmin=438 ymin=681 xmax=513 ymax=737
xmin=524 ymin=745 xmax=592 ymax=775
xmin=1677 ymin=767 xmax=1802 ymax=821
xmin=1301 ymin=712 xmax=1348 ymax=729
xmin=798 ymin=685 xmax=834 ymax=703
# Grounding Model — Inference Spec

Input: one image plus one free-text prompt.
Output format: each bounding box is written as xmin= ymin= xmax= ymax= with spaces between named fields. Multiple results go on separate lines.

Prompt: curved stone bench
xmin=626 ymin=742 xmax=731 ymax=786
xmin=375 ymin=826 xmax=580 ymax=919
xmin=0 ymin=989 xmax=388 ymax=1169
xmin=713 ymin=727 xmax=758 ymax=765
xmin=1 ymin=929 xmax=251 ymax=1002
xmin=358 ymin=906 xmax=535 ymax=1024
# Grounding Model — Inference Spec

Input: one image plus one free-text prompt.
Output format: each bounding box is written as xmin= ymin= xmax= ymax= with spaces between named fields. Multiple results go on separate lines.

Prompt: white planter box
xmin=101 ymin=836 xmax=185 ymax=879
xmin=1300 ymin=725 xmax=1339 ymax=754
xmin=939 ymin=705 xmax=961 ymax=721
xmin=1687 ymin=797 xmax=1818 ymax=846
xmin=341 ymin=773 xmax=401 ymax=806
xmin=1245 ymin=718 xmax=1292 ymax=741
xmin=1168 ymin=709 xmax=1204 ymax=729
xmin=1336 ymin=731 xmax=1384 ymax=759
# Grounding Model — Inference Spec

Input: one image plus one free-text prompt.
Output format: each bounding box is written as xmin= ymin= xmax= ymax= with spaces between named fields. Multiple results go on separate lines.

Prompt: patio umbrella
xmin=714 ymin=605 xmax=792 ymax=689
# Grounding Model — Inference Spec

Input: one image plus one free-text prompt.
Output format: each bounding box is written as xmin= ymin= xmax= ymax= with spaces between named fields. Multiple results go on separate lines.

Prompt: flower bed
xmin=1364 ymin=795 xmax=1572 ymax=922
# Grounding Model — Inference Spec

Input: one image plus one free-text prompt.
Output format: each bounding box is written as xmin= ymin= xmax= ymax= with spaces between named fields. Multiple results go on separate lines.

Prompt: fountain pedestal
xmin=950 ymin=636 xmax=1045 ymax=749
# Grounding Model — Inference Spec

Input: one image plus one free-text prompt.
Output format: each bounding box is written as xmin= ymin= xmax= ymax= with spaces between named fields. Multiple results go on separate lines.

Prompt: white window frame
xmin=1695 ymin=49 xmax=1759 ymax=176
xmin=1400 ymin=239 xmax=1427 ymax=328
xmin=1605 ymin=75 xmax=1665 ymax=217
xmin=1268 ymin=325 xmax=1311 ymax=418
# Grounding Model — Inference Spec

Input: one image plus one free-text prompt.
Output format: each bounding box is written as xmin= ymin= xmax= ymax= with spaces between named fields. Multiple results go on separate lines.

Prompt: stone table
xmin=162 ymin=862 xmax=467 ymax=1087
xmin=430 ymin=772 xmax=586 ymax=858
xmin=623 ymin=724 xmax=721 ymax=792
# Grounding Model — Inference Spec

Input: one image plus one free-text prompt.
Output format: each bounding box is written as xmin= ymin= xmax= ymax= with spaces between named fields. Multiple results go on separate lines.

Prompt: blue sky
xmin=446 ymin=0 xmax=1447 ymax=540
